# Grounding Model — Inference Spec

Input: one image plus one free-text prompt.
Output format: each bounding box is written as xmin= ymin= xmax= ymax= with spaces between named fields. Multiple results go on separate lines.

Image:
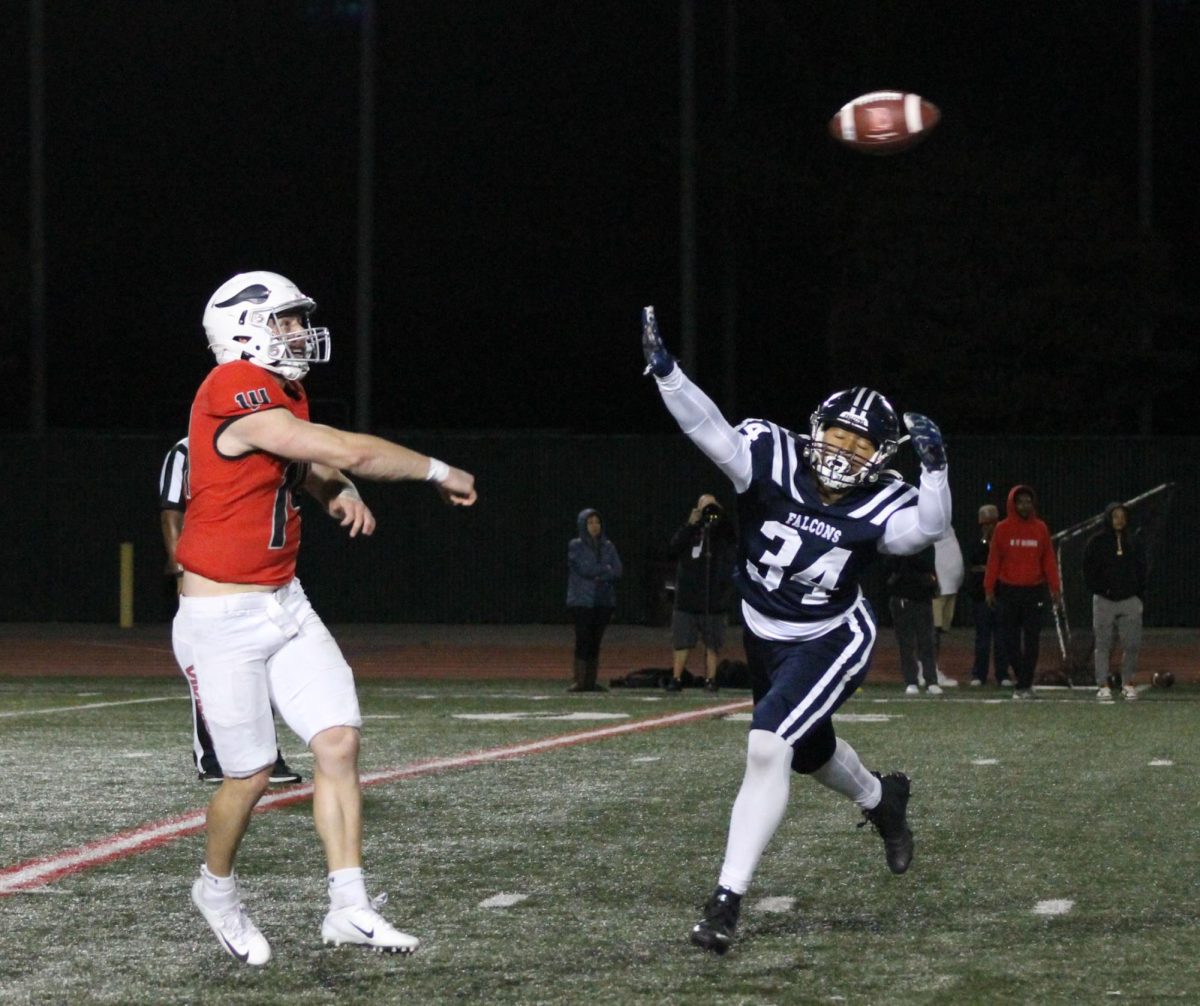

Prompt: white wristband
xmin=336 ymin=482 xmax=362 ymax=502
xmin=425 ymin=457 xmax=450 ymax=483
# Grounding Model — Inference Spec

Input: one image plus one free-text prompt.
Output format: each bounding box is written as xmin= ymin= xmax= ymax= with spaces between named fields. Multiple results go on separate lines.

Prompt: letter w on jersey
xmin=234 ymin=388 xmax=271 ymax=411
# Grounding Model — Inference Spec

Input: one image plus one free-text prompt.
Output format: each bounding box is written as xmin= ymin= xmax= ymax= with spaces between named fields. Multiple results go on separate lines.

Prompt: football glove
xmin=641 ymin=305 xmax=677 ymax=378
xmin=902 ymin=412 xmax=947 ymax=471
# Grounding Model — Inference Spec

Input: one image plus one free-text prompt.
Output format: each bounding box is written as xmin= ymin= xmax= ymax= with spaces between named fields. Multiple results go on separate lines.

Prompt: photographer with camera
xmin=665 ymin=494 xmax=737 ymax=692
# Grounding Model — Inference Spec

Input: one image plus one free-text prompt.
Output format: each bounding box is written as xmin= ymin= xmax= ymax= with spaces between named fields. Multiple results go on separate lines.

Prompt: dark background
xmin=4 ymin=0 xmax=1198 ymax=438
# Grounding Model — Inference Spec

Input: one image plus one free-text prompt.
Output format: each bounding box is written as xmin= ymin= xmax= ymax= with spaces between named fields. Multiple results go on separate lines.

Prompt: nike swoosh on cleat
xmin=221 ymin=935 xmax=250 ymax=963
xmin=349 ymin=921 xmax=375 ymax=939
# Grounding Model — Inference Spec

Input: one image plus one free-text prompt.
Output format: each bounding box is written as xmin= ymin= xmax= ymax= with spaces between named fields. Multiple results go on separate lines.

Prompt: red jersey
xmin=177 ymin=360 xmax=310 ymax=586
xmin=983 ymin=484 xmax=1061 ymax=595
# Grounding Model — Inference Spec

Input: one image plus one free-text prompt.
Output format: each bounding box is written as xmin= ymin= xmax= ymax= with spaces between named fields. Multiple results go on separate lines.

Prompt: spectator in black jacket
xmin=966 ymin=504 xmax=1009 ymax=687
xmin=665 ymin=494 xmax=737 ymax=692
xmin=1084 ymin=503 xmax=1147 ymax=702
xmin=886 ymin=546 xmax=942 ymax=696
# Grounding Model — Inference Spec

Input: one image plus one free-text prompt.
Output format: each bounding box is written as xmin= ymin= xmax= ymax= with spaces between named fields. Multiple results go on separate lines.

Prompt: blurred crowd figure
xmin=984 ymin=484 xmax=1061 ymax=699
xmin=664 ymin=494 xmax=737 ymax=692
xmin=1085 ymin=503 xmax=1146 ymax=702
xmin=967 ymin=504 xmax=1009 ymax=686
xmin=566 ymin=508 xmax=623 ymax=692
xmin=885 ymin=546 xmax=942 ymax=696
xmin=929 ymin=527 xmax=963 ymax=687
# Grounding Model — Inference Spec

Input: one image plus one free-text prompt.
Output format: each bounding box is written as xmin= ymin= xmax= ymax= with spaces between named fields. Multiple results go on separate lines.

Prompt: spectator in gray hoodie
xmin=566 ymin=508 xmax=623 ymax=691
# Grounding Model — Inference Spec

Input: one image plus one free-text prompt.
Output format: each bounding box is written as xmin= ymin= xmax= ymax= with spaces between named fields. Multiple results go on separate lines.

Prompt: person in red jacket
xmin=984 ymin=484 xmax=1062 ymax=699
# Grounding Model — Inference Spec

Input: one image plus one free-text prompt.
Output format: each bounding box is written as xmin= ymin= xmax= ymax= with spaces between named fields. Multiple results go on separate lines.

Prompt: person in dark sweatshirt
xmin=885 ymin=546 xmax=941 ymax=695
xmin=664 ymin=494 xmax=737 ymax=692
xmin=983 ymin=484 xmax=1061 ymax=699
xmin=1083 ymin=503 xmax=1147 ymax=702
xmin=566 ymin=508 xmax=623 ymax=692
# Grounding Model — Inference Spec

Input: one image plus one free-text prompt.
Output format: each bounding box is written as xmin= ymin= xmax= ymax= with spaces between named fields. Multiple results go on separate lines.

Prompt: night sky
xmin=5 ymin=1 xmax=1198 ymax=436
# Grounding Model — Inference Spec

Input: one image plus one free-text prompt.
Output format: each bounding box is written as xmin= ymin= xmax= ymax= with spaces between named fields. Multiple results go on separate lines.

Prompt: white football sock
xmin=199 ymin=863 xmax=238 ymax=910
xmin=717 ymin=729 xmax=793 ymax=894
xmin=810 ymin=738 xmax=882 ymax=809
xmin=328 ymin=867 xmax=369 ymax=910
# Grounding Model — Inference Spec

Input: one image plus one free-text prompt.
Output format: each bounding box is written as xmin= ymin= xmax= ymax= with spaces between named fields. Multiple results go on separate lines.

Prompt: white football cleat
xmin=936 ymin=669 xmax=959 ymax=687
xmin=925 ymin=684 xmax=944 ymax=696
xmin=191 ymin=878 xmax=271 ymax=966
xmin=322 ymin=893 xmax=420 ymax=954
xmin=904 ymin=684 xmax=919 ymax=696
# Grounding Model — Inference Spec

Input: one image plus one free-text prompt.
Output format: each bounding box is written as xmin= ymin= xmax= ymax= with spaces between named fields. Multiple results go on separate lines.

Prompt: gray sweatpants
xmin=1092 ymin=595 xmax=1143 ymax=685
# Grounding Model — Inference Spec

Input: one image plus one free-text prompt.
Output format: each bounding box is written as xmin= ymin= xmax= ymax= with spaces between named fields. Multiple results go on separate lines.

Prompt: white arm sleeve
xmin=655 ymin=367 xmax=753 ymax=493
xmin=879 ymin=468 xmax=952 ymax=555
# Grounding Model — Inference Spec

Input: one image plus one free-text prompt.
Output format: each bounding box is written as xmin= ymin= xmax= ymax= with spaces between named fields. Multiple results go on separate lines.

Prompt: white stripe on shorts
xmin=777 ymin=596 xmax=877 ymax=745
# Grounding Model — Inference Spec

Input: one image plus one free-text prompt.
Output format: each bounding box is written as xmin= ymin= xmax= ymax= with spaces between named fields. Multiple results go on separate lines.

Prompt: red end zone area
xmin=0 ymin=623 xmax=1194 ymax=686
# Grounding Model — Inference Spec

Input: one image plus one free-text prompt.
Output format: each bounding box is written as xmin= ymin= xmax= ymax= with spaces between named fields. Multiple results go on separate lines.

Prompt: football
xmin=828 ymin=91 xmax=940 ymax=155
xmin=1153 ymin=671 xmax=1176 ymax=689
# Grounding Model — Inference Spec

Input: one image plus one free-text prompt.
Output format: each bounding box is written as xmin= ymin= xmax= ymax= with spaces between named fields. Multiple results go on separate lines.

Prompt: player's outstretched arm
xmin=222 ymin=409 xmax=477 ymax=506
xmin=641 ymin=306 xmax=752 ymax=492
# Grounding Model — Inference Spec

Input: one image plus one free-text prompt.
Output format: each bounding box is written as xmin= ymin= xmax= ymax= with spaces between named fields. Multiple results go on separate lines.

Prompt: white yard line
xmin=0 ymin=696 xmax=186 ymax=719
xmin=0 ymin=698 xmax=751 ymax=896
xmin=1032 ymin=899 xmax=1074 ymax=916
xmin=479 ymin=893 xmax=529 ymax=908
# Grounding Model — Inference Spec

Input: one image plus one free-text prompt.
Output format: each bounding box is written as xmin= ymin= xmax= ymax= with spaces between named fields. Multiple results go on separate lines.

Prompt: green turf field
xmin=1 ymin=677 xmax=1197 ymax=1005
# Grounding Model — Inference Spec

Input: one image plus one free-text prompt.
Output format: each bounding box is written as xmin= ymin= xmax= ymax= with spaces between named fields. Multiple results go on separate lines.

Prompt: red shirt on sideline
xmin=983 ymin=484 xmax=1061 ymax=596
xmin=176 ymin=360 xmax=310 ymax=586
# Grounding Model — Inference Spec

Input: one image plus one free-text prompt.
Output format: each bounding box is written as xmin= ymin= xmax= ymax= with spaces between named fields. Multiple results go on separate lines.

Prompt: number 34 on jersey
xmin=745 ymin=519 xmax=851 ymax=606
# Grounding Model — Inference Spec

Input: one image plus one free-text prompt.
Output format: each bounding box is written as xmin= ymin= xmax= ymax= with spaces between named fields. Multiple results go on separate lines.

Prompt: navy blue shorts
xmin=746 ymin=597 xmax=878 ymax=762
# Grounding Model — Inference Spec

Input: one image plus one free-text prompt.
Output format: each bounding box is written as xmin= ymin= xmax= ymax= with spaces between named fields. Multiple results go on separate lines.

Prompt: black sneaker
xmin=704 ymin=678 xmax=719 ymax=694
xmin=858 ymin=772 xmax=913 ymax=875
xmin=269 ymin=756 xmax=302 ymax=785
xmin=689 ymin=886 xmax=742 ymax=954
xmin=198 ymin=767 xmax=224 ymax=784
xmin=664 ymin=677 xmax=682 ymax=693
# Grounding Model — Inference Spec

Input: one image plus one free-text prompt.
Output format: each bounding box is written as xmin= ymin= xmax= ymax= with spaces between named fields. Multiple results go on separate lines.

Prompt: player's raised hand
xmin=902 ymin=412 xmax=947 ymax=472
xmin=641 ymin=305 xmax=676 ymax=378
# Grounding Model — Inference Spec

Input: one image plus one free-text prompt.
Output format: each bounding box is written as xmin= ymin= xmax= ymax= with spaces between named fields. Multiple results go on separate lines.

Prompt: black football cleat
xmin=859 ymin=772 xmax=914 ymax=875
xmin=268 ymin=754 xmax=302 ymax=786
xmin=689 ymin=886 xmax=742 ymax=955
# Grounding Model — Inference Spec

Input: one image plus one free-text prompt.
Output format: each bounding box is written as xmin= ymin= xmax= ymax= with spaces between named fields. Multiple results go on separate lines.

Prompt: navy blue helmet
xmin=805 ymin=387 xmax=900 ymax=491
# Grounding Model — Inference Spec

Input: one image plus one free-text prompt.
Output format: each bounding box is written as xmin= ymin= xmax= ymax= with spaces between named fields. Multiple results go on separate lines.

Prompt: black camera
xmin=700 ymin=503 xmax=723 ymax=526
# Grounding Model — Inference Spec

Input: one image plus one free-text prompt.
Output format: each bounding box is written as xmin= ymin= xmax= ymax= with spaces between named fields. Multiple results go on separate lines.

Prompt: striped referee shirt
xmin=158 ymin=437 xmax=189 ymax=512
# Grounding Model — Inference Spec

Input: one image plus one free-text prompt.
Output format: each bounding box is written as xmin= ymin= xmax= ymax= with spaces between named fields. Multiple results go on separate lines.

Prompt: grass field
xmin=2 ymin=675 xmax=1198 ymax=1005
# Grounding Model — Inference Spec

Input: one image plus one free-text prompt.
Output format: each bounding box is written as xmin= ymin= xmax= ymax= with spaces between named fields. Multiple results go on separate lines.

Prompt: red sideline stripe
xmin=0 ymin=699 xmax=750 ymax=896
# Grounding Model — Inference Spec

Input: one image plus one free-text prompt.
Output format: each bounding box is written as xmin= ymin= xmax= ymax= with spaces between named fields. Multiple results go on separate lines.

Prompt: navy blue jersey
xmin=732 ymin=419 xmax=918 ymax=624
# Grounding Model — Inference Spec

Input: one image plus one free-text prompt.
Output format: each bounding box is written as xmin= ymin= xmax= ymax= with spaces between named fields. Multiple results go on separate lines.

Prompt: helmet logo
xmin=834 ymin=408 xmax=870 ymax=433
xmin=204 ymin=272 xmax=330 ymax=379
xmin=214 ymin=284 xmax=272 ymax=309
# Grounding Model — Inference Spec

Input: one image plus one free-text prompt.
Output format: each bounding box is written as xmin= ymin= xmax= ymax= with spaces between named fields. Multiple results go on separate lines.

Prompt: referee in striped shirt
xmin=159 ymin=436 xmax=301 ymax=785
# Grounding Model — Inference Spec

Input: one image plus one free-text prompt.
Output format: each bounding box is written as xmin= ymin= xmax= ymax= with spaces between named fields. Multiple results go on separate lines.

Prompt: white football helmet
xmin=202 ymin=271 xmax=331 ymax=380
